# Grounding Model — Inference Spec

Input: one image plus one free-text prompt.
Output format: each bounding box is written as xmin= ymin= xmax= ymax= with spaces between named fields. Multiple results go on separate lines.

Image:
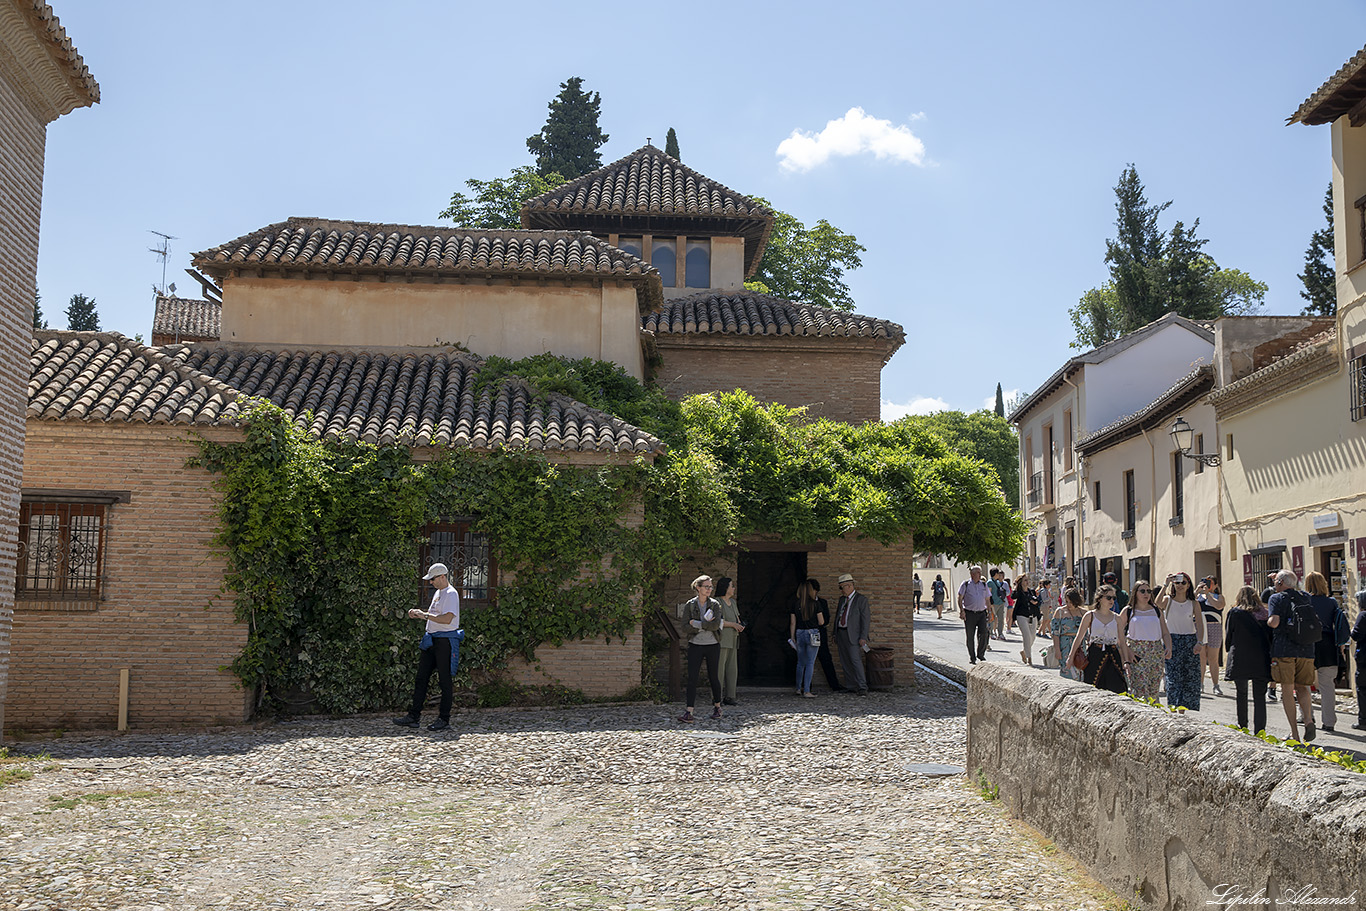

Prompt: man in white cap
xmin=393 ymin=562 xmax=462 ymax=731
xmin=834 ymin=573 xmax=870 ymax=695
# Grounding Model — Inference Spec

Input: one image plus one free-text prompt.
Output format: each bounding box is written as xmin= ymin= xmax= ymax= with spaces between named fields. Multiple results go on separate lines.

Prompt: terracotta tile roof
xmin=1289 ymin=43 xmax=1366 ymax=125
xmin=520 ymin=144 xmax=774 ymax=277
xmin=151 ymin=295 xmax=221 ymax=343
xmin=30 ymin=332 xmax=240 ymax=425
xmin=16 ymin=2 xmax=100 ymax=108
xmin=643 ymin=291 xmax=905 ymax=361
xmin=29 ymin=331 xmax=663 ymax=455
xmin=192 ymin=218 xmax=663 ymax=310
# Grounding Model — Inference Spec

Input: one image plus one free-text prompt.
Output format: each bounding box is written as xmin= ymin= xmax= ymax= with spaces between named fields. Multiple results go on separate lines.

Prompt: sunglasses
xmin=1102 ymin=595 xmax=1115 ymax=601
xmin=1136 ymin=587 xmax=1151 ymax=593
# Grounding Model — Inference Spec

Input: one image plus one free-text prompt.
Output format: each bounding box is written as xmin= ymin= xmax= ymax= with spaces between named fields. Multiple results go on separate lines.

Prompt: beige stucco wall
xmin=1082 ymin=403 xmax=1221 ymax=588
xmin=1218 ymin=366 xmax=1366 ymax=597
xmin=219 ymin=276 xmax=646 ymax=380
xmin=1015 ymin=380 xmax=1084 ymax=578
xmin=1331 ymin=119 xmax=1366 ymax=360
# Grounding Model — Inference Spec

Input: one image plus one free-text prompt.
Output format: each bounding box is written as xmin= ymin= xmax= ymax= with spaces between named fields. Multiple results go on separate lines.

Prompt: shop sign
xmin=1292 ymin=546 xmax=1305 ymax=581
xmin=1242 ymin=554 xmax=1253 ymax=586
xmin=1313 ymin=512 xmax=1341 ymax=530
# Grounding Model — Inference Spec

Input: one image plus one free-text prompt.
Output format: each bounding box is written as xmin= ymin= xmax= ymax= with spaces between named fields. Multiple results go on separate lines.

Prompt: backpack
xmin=1281 ymin=590 xmax=1323 ymax=647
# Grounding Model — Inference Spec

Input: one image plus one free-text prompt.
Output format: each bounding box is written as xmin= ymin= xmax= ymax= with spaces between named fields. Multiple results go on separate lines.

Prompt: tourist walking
xmin=393 ymin=562 xmax=463 ymax=732
xmin=789 ymin=579 xmax=825 ymax=698
xmin=1103 ymin=571 xmax=1128 ymax=612
xmin=715 ymin=577 xmax=744 ymax=706
xmin=1066 ymin=586 xmax=1127 ymax=694
xmin=1158 ymin=572 xmax=1206 ymax=710
xmin=834 ymin=573 xmax=871 ymax=695
xmin=809 ymin=578 xmax=844 ymax=692
xmin=989 ymin=569 xmax=1010 ymax=640
xmin=1051 ymin=588 xmax=1086 ymax=680
xmin=1266 ymin=570 xmax=1318 ymax=742
xmin=1224 ymin=585 xmax=1272 ymax=734
xmin=959 ymin=566 xmax=992 ymax=665
xmin=1008 ymin=575 xmax=1042 ymax=665
xmin=1196 ymin=577 xmax=1225 ymax=696
xmin=913 ymin=573 xmax=923 ymax=612
xmin=1352 ymin=589 xmax=1366 ymax=731
xmin=679 ymin=575 xmax=729 ymax=723
xmin=1118 ymin=581 xmax=1171 ymax=699
xmin=1305 ymin=571 xmax=1349 ymax=732
xmin=931 ymin=574 xmax=947 ymax=619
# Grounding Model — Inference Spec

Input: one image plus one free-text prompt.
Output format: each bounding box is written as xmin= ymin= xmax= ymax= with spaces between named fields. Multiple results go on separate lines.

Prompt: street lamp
xmin=1169 ymin=415 xmax=1220 ymax=467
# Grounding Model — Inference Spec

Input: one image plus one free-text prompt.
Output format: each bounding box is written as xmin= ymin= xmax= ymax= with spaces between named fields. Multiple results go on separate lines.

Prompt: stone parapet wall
xmin=966 ymin=664 xmax=1366 ymax=909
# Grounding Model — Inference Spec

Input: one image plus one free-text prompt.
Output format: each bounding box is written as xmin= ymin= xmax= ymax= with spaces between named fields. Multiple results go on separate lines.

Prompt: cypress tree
xmin=32 ymin=287 xmax=46 ymax=330
xmin=1299 ymin=183 xmax=1335 ymax=316
xmin=1105 ymin=165 xmax=1169 ymax=332
xmin=525 ymin=77 xmax=609 ymax=180
xmin=65 ymin=292 xmax=100 ymax=331
xmin=665 ymin=127 xmax=680 ymax=160
xmin=994 ymin=383 xmax=1005 ymax=418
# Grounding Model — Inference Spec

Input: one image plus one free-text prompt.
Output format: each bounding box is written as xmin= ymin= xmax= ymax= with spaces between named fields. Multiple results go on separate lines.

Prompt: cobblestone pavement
xmin=1 ymin=677 xmax=1114 ymax=911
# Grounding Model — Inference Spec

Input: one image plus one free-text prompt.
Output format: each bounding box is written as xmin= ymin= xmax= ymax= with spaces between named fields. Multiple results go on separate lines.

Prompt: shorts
xmin=1270 ymin=656 xmax=1315 ymax=687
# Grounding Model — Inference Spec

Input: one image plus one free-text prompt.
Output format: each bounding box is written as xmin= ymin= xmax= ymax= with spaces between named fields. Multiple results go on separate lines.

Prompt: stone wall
xmin=966 ymin=664 xmax=1366 ymax=909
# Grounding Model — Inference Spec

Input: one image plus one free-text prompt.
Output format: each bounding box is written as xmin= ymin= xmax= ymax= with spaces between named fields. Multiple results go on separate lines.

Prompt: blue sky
xmin=35 ymin=1 xmax=1366 ymax=418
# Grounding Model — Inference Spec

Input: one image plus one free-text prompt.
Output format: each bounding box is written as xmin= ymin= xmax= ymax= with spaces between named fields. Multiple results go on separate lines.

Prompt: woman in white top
xmin=1117 ymin=580 xmax=1171 ymax=698
xmin=1196 ymin=577 xmax=1226 ymax=697
xmin=1066 ymin=585 xmax=1127 ymax=693
xmin=1157 ymin=571 xmax=1207 ymax=710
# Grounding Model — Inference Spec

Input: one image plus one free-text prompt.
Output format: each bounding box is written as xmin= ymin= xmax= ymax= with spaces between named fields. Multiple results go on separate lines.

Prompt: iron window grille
xmin=16 ymin=501 xmax=108 ymax=601
xmin=418 ymin=518 xmax=496 ymax=610
xmin=1352 ymin=354 xmax=1366 ymax=422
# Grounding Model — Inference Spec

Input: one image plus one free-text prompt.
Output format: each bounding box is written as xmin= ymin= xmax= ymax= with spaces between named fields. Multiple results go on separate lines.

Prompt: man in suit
xmin=834 ymin=573 xmax=871 ymax=695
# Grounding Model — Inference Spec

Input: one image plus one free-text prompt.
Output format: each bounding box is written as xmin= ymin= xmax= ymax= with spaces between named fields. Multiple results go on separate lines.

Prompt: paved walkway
xmin=0 ymin=680 xmax=1117 ymax=911
xmin=912 ymin=606 xmax=1365 ymax=756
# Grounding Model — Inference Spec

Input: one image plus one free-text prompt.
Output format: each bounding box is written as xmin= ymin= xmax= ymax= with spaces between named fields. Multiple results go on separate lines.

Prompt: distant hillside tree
xmin=665 ymin=127 xmax=680 ymax=160
xmin=65 ymin=292 xmax=99 ymax=331
xmin=440 ymin=166 xmax=567 ymax=229
xmin=1068 ymin=165 xmax=1265 ymax=349
xmin=745 ymin=197 xmax=866 ymax=311
xmin=32 ymin=287 xmax=46 ymax=330
xmin=526 ymin=76 xmax=609 ymax=180
xmin=1299 ymin=183 xmax=1335 ymax=316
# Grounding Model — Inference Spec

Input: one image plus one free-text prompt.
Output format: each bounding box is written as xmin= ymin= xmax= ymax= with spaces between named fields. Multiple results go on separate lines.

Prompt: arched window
xmin=685 ymin=239 xmax=711 ymax=288
xmin=616 ymin=236 xmax=642 ymax=259
xmin=652 ymin=239 xmax=676 ymax=287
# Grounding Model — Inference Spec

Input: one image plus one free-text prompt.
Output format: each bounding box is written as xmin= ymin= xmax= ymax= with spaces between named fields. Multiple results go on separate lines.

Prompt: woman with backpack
xmin=931 ymin=574 xmax=947 ymax=619
xmin=1117 ymin=580 xmax=1171 ymax=699
xmin=1157 ymin=571 xmax=1207 ymax=711
xmin=1305 ymin=571 xmax=1349 ymax=732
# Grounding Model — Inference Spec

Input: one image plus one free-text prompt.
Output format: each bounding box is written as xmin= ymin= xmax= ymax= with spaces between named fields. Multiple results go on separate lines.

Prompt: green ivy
xmin=1224 ymin=724 xmax=1366 ymax=774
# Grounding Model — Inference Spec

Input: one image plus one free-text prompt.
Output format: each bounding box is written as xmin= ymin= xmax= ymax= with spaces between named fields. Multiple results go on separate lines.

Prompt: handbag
xmin=1042 ymin=643 xmax=1059 ymax=669
xmin=1071 ymin=648 xmax=1089 ymax=672
xmin=807 ymin=629 xmax=821 ymax=648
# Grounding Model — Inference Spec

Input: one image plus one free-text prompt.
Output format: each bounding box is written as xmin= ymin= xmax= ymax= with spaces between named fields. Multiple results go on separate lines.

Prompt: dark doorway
xmin=737 ymin=551 xmax=807 ymax=686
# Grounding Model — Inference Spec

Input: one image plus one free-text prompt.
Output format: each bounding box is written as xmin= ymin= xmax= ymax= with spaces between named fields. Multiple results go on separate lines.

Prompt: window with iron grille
xmin=1123 ymin=470 xmax=1136 ymax=537
xmin=1352 ymin=354 xmax=1366 ymax=422
xmin=16 ymin=500 xmax=109 ymax=602
xmin=1170 ymin=451 xmax=1184 ymax=526
xmin=418 ymin=518 xmax=496 ymax=609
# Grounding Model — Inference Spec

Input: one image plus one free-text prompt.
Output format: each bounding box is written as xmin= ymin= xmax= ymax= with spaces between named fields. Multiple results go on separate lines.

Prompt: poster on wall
xmin=1243 ymin=554 xmax=1253 ymax=586
xmin=1292 ymin=546 xmax=1305 ymax=581
xmin=1357 ymin=537 xmax=1366 ymax=580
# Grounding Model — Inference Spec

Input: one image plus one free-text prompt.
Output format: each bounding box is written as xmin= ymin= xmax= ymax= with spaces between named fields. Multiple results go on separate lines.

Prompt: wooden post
xmin=117 ymin=668 xmax=129 ymax=731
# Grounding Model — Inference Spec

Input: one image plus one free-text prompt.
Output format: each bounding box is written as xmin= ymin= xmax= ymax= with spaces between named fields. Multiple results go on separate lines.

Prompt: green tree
xmin=744 ymin=198 xmax=866 ymax=311
xmin=32 ymin=287 xmax=45 ymax=330
xmin=665 ymin=127 xmax=680 ymax=160
xmin=65 ymin=292 xmax=99 ymax=331
xmin=1069 ymin=166 xmax=1266 ymax=348
xmin=898 ymin=410 xmax=1019 ymax=510
xmin=993 ymin=383 xmax=1005 ymax=418
xmin=525 ymin=76 xmax=609 ymax=180
xmin=439 ymin=166 xmax=568 ymax=228
xmin=1299 ymin=183 xmax=1335 ymax=316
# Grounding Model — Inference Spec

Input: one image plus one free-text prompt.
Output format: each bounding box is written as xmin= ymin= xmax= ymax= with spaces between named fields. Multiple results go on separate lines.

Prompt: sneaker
xmin=427 ymin=718 xmax=450 ymax=731
xmin=392 ymin=715 xmax=419 ymax=728
xmin=1212 ymin=684 xmax=1224 ymax=696
xmin=677 ymin=711 xmax=695 ymax=724
xmin=801 ymin=692 xmax=816 ymax=699
xmin=722 ymin=698 xmax=738 ymax=706
xmin=1353 ymin=723 xmax=1366 ymax=731
xmin=710 ymin=707 xmax=723 ymax=720
xmin=1305 ymin=722 xmax=1317 ymax=742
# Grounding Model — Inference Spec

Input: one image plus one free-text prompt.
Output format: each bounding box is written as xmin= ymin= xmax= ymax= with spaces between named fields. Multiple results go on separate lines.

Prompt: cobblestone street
xmin=1 ymin=677 xmax=1113 ymax=910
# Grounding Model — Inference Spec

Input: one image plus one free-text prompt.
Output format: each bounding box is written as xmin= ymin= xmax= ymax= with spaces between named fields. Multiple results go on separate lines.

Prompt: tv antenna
xmin=148 ymin=230 xmax=178 ymax=296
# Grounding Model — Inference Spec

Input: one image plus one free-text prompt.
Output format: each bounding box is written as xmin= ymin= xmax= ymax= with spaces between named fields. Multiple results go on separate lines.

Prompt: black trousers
xmin=1358 ymin=659 xmax=1366 ymax=725
xmin=964 ymin=609 xmax=990 ymax=661
xmin=408 ymin=636 xmax=453 ymax=721
xmin=817 ymin=631 xmax=843 ymax=689
xmin=1234 ymin=678 xmax=1268 ymax=733
xmin=686 ymin=642 xmax=721 ymax=707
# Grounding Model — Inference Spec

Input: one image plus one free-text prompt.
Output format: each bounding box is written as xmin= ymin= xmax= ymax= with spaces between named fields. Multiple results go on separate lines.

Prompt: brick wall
xmin=507 ymin=625 xmax=642 ymax=697
xmin=654 ymin=338 xmax=888 ymax=424
xmin=809 ymin=534 xmax=918 ymax=687
xmin=0 ymin=65 xmax=50 ymax=738
xmin=8 ymin=423 xmax=250 ymax=730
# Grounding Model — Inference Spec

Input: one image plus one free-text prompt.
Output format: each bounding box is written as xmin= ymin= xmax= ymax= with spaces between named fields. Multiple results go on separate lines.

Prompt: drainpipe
xmin=1062 ymin=375 xmax=1082 ymax=572
xmin=1140 ymin=425 xmax=1158 ymax=572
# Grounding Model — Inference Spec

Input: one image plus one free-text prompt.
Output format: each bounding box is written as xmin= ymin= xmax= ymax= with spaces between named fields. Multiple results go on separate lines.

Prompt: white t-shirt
xmin=425 ymin=585 xmax=461 ymax=632
xmin=959 ymin=579 xmax=990 ymax=612
xmin=1164 ymin=598 xmax=1197 ymax=636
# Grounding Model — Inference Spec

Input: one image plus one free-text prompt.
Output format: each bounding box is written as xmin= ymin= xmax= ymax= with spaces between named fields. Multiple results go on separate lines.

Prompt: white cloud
xmin=983 ymin=388 xmax=1021 ymax=410
xmin=777 ymin=107 xmax=928 ymax=173
xmin=882 ymin=397 xmax=949 ymax=421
